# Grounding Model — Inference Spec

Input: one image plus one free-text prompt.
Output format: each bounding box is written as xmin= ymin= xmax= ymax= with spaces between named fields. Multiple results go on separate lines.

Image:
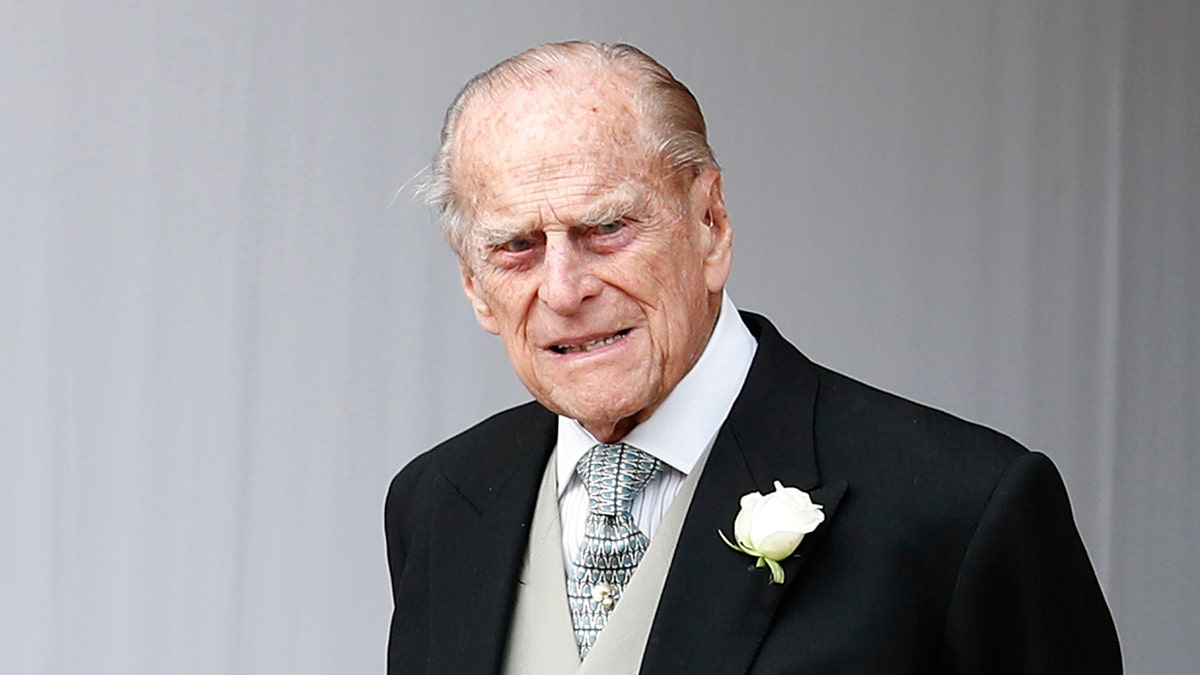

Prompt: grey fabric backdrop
xmin=2 ymin=1 xmax=1196 ymax=673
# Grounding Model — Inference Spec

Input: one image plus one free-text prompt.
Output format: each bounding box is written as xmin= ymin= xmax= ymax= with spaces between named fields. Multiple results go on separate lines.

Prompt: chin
xmin=554 ymin=391 xmax=652 ymax=432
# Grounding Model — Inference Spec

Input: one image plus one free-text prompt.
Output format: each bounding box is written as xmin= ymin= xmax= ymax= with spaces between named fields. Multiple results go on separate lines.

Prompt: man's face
xmin=453 ymin=70 xmax=733 ymax=442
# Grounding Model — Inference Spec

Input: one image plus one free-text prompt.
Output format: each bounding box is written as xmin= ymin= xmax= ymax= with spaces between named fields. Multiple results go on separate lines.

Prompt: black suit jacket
xmin=385 ymin=313 xmax=1121 ymax=673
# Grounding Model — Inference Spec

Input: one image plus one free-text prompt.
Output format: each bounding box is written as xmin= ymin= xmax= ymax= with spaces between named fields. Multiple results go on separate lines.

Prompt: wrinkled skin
xmin=453 ymin=66 xmax=733 ymax=442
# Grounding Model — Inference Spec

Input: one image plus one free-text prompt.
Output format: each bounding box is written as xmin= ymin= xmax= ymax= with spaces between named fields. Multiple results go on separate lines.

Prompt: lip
xmin=545 ymin=328 xmax=633 ymax=356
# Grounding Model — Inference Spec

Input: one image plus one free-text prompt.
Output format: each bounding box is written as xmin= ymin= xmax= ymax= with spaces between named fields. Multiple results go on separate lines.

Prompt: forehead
xmin=451 ymin=69 xmax=660 ymax=226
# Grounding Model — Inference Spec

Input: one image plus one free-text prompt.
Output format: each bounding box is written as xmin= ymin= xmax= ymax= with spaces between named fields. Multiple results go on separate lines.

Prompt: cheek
xmin=476 ymin=270 xmax=533 ymax=313
xmin=638 ymin=264 xmax=709 ymax=358
xmin=655 ymin=247 xmax=709 ymax=309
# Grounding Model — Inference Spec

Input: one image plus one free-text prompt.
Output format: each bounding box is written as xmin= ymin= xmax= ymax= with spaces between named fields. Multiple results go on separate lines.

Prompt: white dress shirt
xmin=556 ymin=293 xmax=758 ymax=571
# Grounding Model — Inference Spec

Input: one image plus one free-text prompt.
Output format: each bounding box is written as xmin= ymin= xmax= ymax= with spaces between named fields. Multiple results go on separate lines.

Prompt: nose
xmin=538 ymin=233 xmax=601 ymax=315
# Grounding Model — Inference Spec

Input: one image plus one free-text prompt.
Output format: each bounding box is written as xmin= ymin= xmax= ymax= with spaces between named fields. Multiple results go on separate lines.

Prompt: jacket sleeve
xmin=939 ymin=451 xmax=1122 ymax=673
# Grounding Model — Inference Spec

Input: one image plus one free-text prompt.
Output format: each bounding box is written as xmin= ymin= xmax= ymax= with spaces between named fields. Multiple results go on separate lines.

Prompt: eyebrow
xmin=474 ymin=222 xmax=536 ymax=249
xmin=578 ymin=191 xmax=646 ymax=226
xmin=473 ymin=190 xmax=649 ymax=248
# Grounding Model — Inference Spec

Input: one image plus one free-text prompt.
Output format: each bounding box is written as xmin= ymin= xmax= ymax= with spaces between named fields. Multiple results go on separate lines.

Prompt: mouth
xmin=548 ymin=328 xmax=632 ymax=355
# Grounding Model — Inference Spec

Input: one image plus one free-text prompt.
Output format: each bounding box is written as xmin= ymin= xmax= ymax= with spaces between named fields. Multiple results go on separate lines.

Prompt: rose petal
xmin=740 ymin=484 xmax=825 ymax=559
xmin=754 ymin=530 xmax=807 ymax=559
xmin=734 ymin=492 xmax=763 ymax=546
xmin=728 ymin=482 xmax=825 ymax=580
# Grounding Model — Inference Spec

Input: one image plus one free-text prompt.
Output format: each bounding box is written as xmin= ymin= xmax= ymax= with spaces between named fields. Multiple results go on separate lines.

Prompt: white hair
xmin=419 ymin=41 xmax=718 ymax=258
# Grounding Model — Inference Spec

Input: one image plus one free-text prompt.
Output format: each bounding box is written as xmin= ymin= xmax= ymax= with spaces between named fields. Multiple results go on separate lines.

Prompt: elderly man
xmin=385 ymin=42 xmax=1120 ymax=674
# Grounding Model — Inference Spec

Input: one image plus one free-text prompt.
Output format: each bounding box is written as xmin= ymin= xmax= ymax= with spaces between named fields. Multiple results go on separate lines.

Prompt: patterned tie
xmin=567 ymin=442 xmax=663 ymax=658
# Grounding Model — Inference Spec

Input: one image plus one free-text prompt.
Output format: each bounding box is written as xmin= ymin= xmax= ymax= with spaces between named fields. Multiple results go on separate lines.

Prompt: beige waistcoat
xmin=502 ymin=449 xmax=710 ymax=674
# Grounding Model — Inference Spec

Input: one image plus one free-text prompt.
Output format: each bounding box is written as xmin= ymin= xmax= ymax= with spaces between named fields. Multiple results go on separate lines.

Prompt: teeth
xmin=552 ymin=331 xmax=627 ymax=354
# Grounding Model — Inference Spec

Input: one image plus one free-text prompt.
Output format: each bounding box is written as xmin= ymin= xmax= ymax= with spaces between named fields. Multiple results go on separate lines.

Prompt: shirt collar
xmin=556 ymin=293 xmax=758 ymax=496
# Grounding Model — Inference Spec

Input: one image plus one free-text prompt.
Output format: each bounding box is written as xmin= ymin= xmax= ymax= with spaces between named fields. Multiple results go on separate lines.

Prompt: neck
xmin=583 ymin=417 xmax=638 ymax=444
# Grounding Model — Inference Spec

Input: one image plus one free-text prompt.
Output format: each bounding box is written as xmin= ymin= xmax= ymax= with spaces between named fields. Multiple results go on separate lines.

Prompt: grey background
xmin=2 ymin=1 xmax=1196 ymax=672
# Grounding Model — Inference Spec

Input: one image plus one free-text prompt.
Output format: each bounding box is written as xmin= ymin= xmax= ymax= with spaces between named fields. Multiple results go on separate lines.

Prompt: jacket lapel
xmin=640 ymin=313 xmax=848 ymax=674
xmin=425 ymin=404 xmax=557 ymax=674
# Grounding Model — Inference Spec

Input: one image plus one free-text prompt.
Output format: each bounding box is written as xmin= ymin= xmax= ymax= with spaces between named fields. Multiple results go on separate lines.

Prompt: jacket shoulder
xmin=387 ymin=400 xmax=553 ymax=503
xmin=399 ymin=401 xmax=549 ymax=471
xmin=740 ymin=310 xmax=1027 ymax=481
xmin=813 ymin=364 xmax=1028 ymax=484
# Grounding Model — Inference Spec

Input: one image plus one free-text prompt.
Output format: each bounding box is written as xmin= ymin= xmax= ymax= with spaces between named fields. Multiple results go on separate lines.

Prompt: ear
xmin=693 ymin=169 xmax=733 ymax=294
xmin=460 ymin=263 xmax=500 ymax=335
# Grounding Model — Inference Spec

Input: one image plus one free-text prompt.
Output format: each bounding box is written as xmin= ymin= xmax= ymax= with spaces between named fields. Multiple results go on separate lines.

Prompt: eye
xmin=594 ymin=221 xmax=624 ymax=235
xmin=501 ymin=237 xmax=535 ymax=253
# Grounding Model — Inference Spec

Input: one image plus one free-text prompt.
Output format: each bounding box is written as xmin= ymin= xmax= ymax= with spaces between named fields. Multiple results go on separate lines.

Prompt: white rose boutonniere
xmin=719 ymin=481 xmax=825 ymax=584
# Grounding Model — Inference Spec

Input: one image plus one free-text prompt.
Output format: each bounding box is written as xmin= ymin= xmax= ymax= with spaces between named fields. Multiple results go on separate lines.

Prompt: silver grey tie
xmin=567 ymin=442 xmax=663 ymax=658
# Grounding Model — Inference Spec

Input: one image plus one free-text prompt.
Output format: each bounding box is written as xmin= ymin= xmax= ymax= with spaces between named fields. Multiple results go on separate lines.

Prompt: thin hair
xmin=419 ymin=41 xmax=718 ymax=258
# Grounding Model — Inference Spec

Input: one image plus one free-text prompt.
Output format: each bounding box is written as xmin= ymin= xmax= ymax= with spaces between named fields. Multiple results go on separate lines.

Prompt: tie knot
xmin=576 ymin=443 xmax=663 ymax=516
